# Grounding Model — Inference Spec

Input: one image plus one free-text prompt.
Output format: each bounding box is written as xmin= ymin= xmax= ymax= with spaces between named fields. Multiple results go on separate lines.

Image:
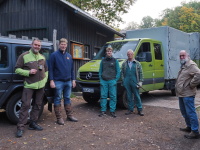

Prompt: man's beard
xmin=180 ymin=58 xmax=188 ymax=65
xmin=32 ymin=49 xmax=39 ymax=54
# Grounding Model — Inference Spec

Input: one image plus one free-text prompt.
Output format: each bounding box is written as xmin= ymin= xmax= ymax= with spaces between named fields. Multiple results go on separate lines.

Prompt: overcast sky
xmin=118 ymin=0 xmax=198 ymax=29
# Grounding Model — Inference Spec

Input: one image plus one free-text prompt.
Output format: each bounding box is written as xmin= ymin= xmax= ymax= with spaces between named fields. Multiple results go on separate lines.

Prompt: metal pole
xmin=53 ymin=29 xmax=57 ymax=51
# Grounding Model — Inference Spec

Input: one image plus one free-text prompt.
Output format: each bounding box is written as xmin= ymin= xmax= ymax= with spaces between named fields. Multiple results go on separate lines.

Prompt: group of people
xmin=15 ymin=38 xmax=200 ymax=139
xmin=15 ymin=38 xmax=77 ymax=138
xmin=98 ymin=47 xmax=144 ymax=118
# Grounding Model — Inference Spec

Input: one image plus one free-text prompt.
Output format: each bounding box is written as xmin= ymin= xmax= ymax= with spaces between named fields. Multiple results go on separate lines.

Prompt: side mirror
xmin=145 ymin=52 xmax=152 ymax=62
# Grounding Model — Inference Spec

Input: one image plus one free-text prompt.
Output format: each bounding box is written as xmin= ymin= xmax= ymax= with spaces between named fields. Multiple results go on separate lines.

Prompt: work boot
xmin=110 ymin=112 xmax=117 ymax=118
xmin=16 ymin=129 xmax=24 ymax=138
xmin=54 ymin=105 xmax=65 ymax=125
xmin=125 ymin=110 xmax=133 ymax=115
xmin=138 ymin=110 xmax=144 ymax=116
xmin=180 ymin=127 xmax=191 ymax=132
xmin=28 ymin=122 xmax=43 ymax=131
xmin=64 ymin=104 xmax=78 ymax=122
xmin=184 ymin=131 xmax=200 ymax=139
xmin=99 ymin=111 xmax=106 ymax=117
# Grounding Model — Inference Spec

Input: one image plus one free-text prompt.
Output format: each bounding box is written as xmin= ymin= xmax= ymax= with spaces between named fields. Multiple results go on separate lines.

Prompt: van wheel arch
xmin=82 ymin=92 xmax=99 ymax=104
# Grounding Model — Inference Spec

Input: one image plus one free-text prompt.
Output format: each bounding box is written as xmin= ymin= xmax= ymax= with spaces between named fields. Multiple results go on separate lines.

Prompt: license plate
xmin=83 ymin=88 xmax=94 ymax=93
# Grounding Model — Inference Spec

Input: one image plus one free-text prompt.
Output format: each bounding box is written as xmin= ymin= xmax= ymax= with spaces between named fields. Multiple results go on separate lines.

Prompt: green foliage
xmin=124 ymin=21 xmax=139 ymax=30
xmin=67 ymin=0 xmax=136 ymax=27
xmin=70 ymin=93 xmax=76 ymax=98
xmin=140 ymin=16 xmax=155 ymax=29
xmin=158 ymin=1 xmax=200 ymax=32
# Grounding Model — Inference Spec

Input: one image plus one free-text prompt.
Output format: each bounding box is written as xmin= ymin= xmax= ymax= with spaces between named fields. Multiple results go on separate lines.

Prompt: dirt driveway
xmin=0 ymin=90 xmax=200 ymax=150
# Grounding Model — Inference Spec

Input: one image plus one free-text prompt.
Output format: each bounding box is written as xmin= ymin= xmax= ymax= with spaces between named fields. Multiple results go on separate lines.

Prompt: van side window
xmin=154 ymin=43 xmax=162 ymax=60
xmin=136 ymin=42 xmax=151 ymax=62
xmin=16 ymin=46 xmax=30 ymax=60
xmin=0 ymin=45 xmax=8 ymax=68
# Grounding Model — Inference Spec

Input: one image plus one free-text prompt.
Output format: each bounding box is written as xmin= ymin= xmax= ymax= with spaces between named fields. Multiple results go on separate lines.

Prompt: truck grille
xmin=80 ymin=72 xmax=99 ymax=80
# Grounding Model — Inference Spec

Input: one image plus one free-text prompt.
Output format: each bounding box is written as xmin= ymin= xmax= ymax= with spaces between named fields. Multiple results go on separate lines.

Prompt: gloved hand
xmin=137 ymin=82 xmax=142 ymax=88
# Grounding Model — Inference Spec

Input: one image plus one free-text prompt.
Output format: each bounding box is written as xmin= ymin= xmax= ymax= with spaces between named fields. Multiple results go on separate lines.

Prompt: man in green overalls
xmin=99 ymin=47 xmax=120 ymax=118
xmin=121 ymin=49 xmax=144 ymax=116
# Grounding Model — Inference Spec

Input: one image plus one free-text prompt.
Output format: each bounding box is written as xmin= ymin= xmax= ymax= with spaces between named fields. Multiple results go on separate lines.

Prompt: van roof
xmin=107 ymin=38 xmax=161 ymax=43
xmin=0 ymin=36 xmax=53 ymax=46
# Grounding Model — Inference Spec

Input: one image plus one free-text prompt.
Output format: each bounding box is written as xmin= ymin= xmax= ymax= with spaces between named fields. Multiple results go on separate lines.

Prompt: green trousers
xmin=124 ymin=79 xmax=142 ymax=111
xmin=100 ymin=79 xmax=117 ymax=112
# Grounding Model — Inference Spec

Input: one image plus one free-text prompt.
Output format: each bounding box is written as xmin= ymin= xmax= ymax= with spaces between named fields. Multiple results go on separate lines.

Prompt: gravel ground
xmin=0 ymin=90 xmax=200 ymax=150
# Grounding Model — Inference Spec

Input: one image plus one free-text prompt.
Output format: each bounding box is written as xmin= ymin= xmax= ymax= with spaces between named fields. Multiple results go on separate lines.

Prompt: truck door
xmin=0 ymin=43 xmax=12 ymax=100
xmin=152 ymin=42 xmax=164 ymax=89
xmin=136 ymin=42 xmax=155 ymax=92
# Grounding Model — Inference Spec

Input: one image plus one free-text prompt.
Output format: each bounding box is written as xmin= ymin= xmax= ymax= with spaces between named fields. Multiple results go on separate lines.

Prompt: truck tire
xmin=171 ymin=89 xmax=176 ymax=96
xmin=82 ymin=92 xmax=99 ymax=103
xmin=117 ymin=90 xmax=128 ymax=109
xmin=142 ymin=91 xmax=149 ymax=95
xmin=6 ymin=92 xmax=44 ymax=125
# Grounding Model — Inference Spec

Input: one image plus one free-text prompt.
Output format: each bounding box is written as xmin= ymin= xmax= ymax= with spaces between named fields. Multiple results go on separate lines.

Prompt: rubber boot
xmin=54 ymin=104 xmax=64 ymax=125
xmin=184 ymin=131 xmax=200 ymax=139
xmin=64 ymin=104 xmax=78 ymax=122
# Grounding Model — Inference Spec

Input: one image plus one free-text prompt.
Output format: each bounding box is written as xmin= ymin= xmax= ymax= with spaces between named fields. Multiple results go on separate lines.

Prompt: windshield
xmin=94 ymin=40 xmax=139 ymax=60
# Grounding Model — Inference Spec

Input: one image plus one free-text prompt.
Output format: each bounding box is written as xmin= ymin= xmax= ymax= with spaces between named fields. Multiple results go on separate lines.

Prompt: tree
xmin=157 ymin=1 xmax=200 ymax=32
xmin=124 ymin=21 xmax=139 ymax=30
xmin=67 ymin=0 xmax=136 ymax=27
xmin=139 ymin=16 xmax=155 ymax=29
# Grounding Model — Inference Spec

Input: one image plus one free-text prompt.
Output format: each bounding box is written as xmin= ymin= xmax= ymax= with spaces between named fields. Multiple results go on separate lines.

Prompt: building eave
xmin=58 ymin=0 xmax=125 ymax=37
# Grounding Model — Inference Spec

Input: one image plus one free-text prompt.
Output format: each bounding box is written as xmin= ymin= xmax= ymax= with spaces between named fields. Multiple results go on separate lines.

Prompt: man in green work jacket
xmin=98 ymin=47 xmax=120 ymax=118
xmin=15 ymin=39 xmax=48 ymax=138
xmin=121 ymin=49 xmax=144 ymax=116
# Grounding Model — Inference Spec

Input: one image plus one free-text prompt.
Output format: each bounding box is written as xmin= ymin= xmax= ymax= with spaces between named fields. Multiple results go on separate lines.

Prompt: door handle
xmin=0 ymin=79 xmax=9 ymax=83
xmin=160 ymin=64 xmax=164 ymax=67
xmin=149 ymin=64 xmax=153 ymax=67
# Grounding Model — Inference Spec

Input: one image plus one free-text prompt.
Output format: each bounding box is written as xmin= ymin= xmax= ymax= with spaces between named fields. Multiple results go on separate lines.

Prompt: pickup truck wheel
xmin=82 ymin=93 xmax=99 ymax=103
xmin=171 ymin=89 xmax=176 ymax=96
xmin=117 ymin=90 xmax=128 ymax=109
xmin=6 ymin=92 xmax=44 ymax=125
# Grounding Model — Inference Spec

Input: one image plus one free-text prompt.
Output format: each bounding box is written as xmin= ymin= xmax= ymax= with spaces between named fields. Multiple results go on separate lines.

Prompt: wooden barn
xmin=0 ymin=0 xmax=124 ymax=78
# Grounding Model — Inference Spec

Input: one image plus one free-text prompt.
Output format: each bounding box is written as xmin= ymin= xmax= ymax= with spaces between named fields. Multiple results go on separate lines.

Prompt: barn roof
xmin=57 ymin=0 xmax=125 ymax=37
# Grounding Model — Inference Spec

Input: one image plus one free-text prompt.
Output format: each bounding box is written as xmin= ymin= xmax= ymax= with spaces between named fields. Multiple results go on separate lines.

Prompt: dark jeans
xmin=53 ymin=81 xmax=72 ymax=106
xmin=17 ymin=88 xmax=44 ymax=130
xmin=179 ymin=96 xmax=199 ymax=132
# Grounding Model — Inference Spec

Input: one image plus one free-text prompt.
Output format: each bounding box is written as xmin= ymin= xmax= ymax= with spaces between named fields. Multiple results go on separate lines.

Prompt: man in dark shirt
xmin=98 ymin=47 xmax=120 ymax=118
xmin=49 ymin=38 xmax=78 ymax=125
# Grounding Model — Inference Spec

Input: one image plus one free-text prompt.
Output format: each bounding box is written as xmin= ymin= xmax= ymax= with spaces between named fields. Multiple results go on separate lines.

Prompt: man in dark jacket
xmin=98 ymin=47 xmax=120 ymax=118
xmin=15 ymin=39 xmax=48 ymax=138
xmin=49 ymin=38 xmax=77 ymax=125
xmin=175 ymin=50 xmax=200 ymax=139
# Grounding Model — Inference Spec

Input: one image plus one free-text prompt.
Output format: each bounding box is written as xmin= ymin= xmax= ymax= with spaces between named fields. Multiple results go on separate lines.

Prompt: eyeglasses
xmin=180 ymin=55 xmax=186 ymax=57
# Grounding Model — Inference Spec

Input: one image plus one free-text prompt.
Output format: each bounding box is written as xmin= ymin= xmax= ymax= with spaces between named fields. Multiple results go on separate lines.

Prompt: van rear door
xmin=0 ymin=43 xmax=12 ymax=101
